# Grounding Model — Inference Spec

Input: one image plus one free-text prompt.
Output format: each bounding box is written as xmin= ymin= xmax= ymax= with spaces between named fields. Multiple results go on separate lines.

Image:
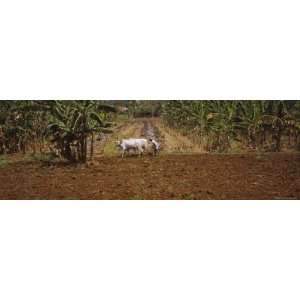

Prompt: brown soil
xmin=0 ymin=152 xmax=299 ymax=200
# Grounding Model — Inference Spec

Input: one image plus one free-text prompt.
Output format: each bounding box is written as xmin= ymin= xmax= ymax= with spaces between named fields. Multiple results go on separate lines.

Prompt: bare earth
xmin=0 ymin=153 xmax=299 ymax=200
xmin=0 ymin=118 xmax=299 ymax=200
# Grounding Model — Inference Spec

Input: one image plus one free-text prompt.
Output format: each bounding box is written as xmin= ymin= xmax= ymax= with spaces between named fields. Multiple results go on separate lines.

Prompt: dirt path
xmin=141 ymin=119 xmax=158 ymax=140
xmin=93 ymin=119 xmax=145 ymax=157
xmin=149 ymin=118 xmax=202 ymax=153
xmin=87 ymin=117 xmax=203 ymax=158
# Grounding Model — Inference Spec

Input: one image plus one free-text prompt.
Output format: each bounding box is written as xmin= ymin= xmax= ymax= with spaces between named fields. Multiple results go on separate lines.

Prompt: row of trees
xmin=162 ymin=100 xmax=300 ymax=152
xmin=0 ymin=101 xmax=115 ymax=162
xmin=113 ymin=100 xmax=162 ymax=118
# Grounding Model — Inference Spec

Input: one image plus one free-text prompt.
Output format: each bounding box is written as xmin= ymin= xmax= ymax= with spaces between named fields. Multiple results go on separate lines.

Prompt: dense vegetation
xmin=109 ymin=100 xmax=162 ymax=118
xmin=161 ymin=100 xmax=300 ymax=152
xmin=0 ymin=100 xmax=299 ymax=161
xmin=0 ymin=100 xmax=115 ymax=162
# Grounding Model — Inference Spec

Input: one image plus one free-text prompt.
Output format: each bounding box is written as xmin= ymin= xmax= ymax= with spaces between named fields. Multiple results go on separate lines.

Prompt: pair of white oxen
xmin=116 ymin=138 xmax=160 ymax=158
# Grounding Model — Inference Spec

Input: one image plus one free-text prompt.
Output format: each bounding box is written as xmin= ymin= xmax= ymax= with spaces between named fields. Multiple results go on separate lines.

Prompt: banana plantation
xmin=1 ymin=100 xmax=299 ymax=160
xmin=0 ymin=100 xmax=299 ymax=200
xmin=0 ymin=100 xmax=115 ymax=162
xmin=162 ymin=100 xmax=300 ymax=152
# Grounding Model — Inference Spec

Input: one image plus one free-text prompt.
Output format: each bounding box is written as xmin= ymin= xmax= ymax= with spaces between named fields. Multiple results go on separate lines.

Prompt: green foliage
xmin=0 ymin=100 xmax=50 ymax=154
xmin=46 ymin=101 xmax=115 ymax=162
xmin=0 ymin=100 xmax=116 ymax=162
xmin=1 ymin=100 xmax=299 ymax=159
xmin=162 ymin=100 xmax=300 ymax=152
xmin=120 ymin=100 xmax=162 ymax=118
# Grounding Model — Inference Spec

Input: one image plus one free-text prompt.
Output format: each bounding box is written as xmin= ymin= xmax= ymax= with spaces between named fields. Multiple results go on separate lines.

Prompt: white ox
xmin=149 ymin=138 xmax=160 ymax=156
xmin=116 ymin=138 xmax=149 ymax=158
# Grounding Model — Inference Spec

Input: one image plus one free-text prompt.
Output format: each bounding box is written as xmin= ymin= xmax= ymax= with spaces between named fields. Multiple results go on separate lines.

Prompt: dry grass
xmin=102 ymin=119 xmax=144 ymax=156
xmin=152 ymin=118 xmax=203 ymax=153
xmin=99 ymin=117 xmax=204 ymax=156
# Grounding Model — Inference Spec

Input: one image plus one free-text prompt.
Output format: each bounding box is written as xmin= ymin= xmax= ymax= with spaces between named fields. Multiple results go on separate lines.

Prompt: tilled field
xmin=0 ymin=153 xmax=299 ymax=200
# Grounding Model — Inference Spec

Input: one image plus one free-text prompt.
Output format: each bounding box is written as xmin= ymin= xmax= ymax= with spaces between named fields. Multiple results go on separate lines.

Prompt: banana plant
xmin=234 ymin=101 xmax=268 ymax=149
xmin=0 ymin=101 xmax=49 ymax=154
xmin=161 ymin=100 xmax=300 ymax=152
xmin=47 ymin=100 xmax=115 ymax=162
xmin=262 ymin=101 xmax=289 ymax=151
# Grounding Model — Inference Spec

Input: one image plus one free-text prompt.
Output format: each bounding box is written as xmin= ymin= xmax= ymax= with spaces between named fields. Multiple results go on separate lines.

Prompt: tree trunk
xmin=275 ymin=128 xmax=282 ymax=152
xmin=80 ymin=137 xmax=85 ymax=163
xmin=90 ymin=132 xmax=94 ymax=160
xmin=84 ymin=136 xmax=88 ymax=162
xmin=260 ymin=129 xmax=266 ymax=148
xmin=22 ymin=141 xmax=26 ymax=154
xmin=82 ymin=115 xmax=88 ymax=163
xmin=65 ymin=143 xmax=73 ymax=161
xmin=76 ymin=142 xmax=81 ymax=161
xmin=248 ymin=130 xmax=256 ymax=149
xmin=275 ymin=103 xmax=284 ymax=152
